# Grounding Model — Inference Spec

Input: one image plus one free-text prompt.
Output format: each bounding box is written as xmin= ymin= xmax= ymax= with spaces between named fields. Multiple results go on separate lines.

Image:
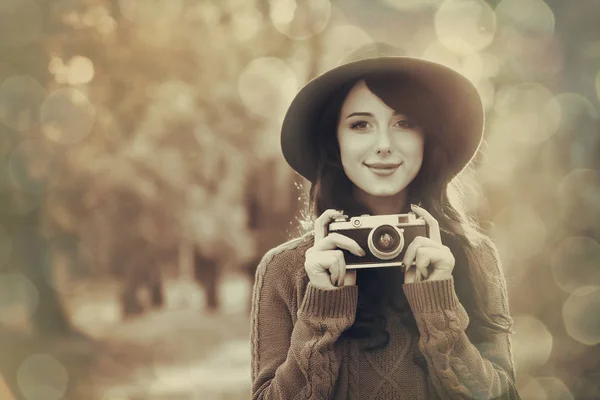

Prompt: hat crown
xmin=341 ymin=42 xmax=407 ymax=65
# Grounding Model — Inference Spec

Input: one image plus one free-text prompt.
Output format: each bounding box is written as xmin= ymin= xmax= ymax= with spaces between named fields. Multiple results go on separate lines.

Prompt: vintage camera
xmin=328 ymin=212 xmax=428 ymax=270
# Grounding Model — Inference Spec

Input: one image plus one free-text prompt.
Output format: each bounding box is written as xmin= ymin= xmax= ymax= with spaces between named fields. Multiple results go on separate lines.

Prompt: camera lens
xmin=367 ymin=224 xmax=405 ymax=260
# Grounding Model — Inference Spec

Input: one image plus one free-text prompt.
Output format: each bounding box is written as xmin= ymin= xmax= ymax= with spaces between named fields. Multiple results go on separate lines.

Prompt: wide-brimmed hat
xmin=280 ymin=43 xmax=485 ymax=183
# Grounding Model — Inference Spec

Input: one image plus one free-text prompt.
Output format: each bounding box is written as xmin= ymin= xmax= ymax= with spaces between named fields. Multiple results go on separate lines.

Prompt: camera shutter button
xmin=352 ymin=219 xmax=362 ymax=227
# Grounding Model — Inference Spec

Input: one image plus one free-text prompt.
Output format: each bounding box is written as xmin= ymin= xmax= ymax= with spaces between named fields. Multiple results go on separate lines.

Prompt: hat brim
xmin=280 ymin=56 xmax=484 ymax=183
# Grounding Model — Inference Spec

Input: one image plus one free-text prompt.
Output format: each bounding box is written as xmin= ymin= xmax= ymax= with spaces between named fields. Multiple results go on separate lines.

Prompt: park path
xmin=67 ymin=274 xmax=253 ymax=400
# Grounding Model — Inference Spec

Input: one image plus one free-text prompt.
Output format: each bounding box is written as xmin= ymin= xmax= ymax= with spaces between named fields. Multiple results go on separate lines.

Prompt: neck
xmin=354 ymin=188 xmax=409 ymax=215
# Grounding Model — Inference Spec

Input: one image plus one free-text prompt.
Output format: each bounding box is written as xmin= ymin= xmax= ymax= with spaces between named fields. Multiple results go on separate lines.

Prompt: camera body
xmin=328 ymin=212 xmax=428 ymax=270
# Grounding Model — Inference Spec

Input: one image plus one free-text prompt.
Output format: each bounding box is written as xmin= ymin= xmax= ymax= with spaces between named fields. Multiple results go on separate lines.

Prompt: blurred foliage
xmin=1 ymin=0 xmax=600 ymax=399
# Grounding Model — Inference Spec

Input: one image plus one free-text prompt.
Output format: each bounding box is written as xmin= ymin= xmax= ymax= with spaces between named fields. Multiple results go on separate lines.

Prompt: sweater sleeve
xmin=402 ymin=242 xmax=520 ymax=400
xmin=251 ymin=248 xmax=358 ymax=400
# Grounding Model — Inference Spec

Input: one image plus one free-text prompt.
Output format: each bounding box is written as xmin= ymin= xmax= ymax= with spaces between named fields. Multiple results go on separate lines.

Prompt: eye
xmin=394 ymin=119 xmax=417 ymax=130
xmin=349 ymin=120 xmax=370 ymax=130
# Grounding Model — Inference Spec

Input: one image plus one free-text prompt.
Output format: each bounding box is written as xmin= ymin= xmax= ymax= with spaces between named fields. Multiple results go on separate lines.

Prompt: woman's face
xmin=336 ymin=80 xmax=425 ymax=201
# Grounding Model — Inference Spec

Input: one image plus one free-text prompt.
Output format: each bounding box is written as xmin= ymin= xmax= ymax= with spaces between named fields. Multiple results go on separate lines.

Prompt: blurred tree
xmin=0 ymin=5 xmax=72 ymax=337
xmin=31 ymin=0 xmax=316 ymax=317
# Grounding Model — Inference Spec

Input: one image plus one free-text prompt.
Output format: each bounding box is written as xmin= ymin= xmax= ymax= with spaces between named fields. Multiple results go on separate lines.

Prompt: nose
xmin=374 ymin=127 xmax=392 ymax=155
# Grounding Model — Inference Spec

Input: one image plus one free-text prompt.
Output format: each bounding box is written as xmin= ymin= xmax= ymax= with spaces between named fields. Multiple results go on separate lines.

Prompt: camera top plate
xmin=329 ymin=212 xmax=425 ymax=230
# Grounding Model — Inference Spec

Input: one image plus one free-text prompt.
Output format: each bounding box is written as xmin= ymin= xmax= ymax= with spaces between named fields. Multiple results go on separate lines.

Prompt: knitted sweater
xmin=250 ymin=232 xmax=520 ymax=400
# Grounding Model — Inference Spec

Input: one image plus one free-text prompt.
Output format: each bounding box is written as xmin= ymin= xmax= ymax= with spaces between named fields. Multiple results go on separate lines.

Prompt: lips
xmin=365 ymin=162 xmax=402 ymax=169
xmin=364 ymin=162 xmax=402 ymax=176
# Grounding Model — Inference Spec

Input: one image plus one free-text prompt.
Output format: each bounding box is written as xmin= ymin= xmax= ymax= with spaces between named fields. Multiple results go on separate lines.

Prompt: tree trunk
xmin=12 ymin=211 xmax=72 ymax=337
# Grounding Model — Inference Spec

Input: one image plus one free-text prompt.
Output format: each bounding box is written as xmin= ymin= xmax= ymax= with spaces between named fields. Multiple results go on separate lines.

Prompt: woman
xmin=250 ymin=44 xmax=520 ymax=400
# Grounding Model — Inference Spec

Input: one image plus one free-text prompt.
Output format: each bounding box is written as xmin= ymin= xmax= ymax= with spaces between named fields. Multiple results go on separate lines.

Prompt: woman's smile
xmin=364 ymin=162 xmax=403 ymax=176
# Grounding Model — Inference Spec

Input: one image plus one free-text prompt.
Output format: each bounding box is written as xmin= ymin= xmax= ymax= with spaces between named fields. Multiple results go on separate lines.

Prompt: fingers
xmin=314 ymin=233 xmax=365 ymax=257
xmin=404 ymin=263 xmax=417 ymax=284
xmin=335 ymin=252 xmax=346 ymax=287
xmin=414 ymin=251 xmax=430 ymax=282
xmin=403 ymin=245 xmax=453 ymax=283
xmin=322 ymin=250 xmax=346 ymax=287
xmin=307 ymin=209 xmax=366 ymax=289
xmin=410 ymin=204 xmax=441 ymax=243
xmin=402 ymin=236 xmax=444 ymax=268
xmin=305 ymin=249 xmax=349 ymax=288
xmin=329 ymin=255 xmax=340 ymax=286
xmin=314 ymin=209 xmax=344 ymax=243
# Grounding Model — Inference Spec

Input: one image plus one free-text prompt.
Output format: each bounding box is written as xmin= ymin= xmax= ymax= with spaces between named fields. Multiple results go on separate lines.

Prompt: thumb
xmin=343 ymin=269 xmax=357 ymax=286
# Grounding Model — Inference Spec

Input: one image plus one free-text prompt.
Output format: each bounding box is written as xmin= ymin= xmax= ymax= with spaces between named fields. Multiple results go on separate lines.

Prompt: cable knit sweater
xmin=250 ymin=232 xmax=519 ymax=400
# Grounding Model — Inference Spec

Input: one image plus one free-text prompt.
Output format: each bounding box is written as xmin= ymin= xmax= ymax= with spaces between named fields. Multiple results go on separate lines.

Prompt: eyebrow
xmin=345 ymin=112 xmax=372 ymax=119
xmin=345 ymin=111 xmax=405 ymax=119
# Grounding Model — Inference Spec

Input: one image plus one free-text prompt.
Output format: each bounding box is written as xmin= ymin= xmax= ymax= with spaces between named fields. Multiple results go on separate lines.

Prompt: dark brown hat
xmin=280 ymin=43 xmax=485 ymax=183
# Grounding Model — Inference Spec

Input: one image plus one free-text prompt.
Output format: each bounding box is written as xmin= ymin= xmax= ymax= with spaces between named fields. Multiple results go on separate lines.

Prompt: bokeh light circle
xmin=17 ymin=354 xmax=69 ymax=400
xmin=382 ymin=0 xmax=444 ymax=11
xmin=118 ymin=0 xmax=174 ymax=26
xmin=269 ymin=0 xmax=332 ymax=40
xmin=434 ymin=0 xmax=496 ymax=55
xmin=66 ymin=56 xmax=95 ymax=86
xmin=557 ymin=169 xmax=600 ymax=231
xmin=461 ymin=53 xmax=484 ymax=84
xmin=492 ymin=83 xmax=561 ymax=145
xmin=319 ymin=24 xmax=373 ymax=73
xmin=0 ymin=75 xmax=46 ymax=131
xmin=495 ymin=0 xmax=558 ymax=79
xmin=238 ymin=57 xmax=298 ymax=120
xmin=552 ymin=236 xmax=600 ymax=293
xmin=0 ymin=0 xmax=43 ymax=47
xmin=231 ymin=7 xmax=263 ymax=42
xmin=477 ymin=141 xmax=520 ymax=187
xmin=491 ymin=205 xmax=547 ymax=265
xmin=0 ymin=273 xmax=39 ymax=326
xmin=0 ymin=187 xmax=44 ymax=216
xmin=562 ymin=286 xmax=600 ymax=345
xmin=495 ymin=0 xmax=555 ymax=50
xmin=40 ymin=88 xmax=96 ymax=144
xmin=520 ymin=378 xmax=548 ymax=400
xmin=520 ymin=377 xmax=573 ymax=400
xmin=421 ymin=41 xmax=462 ymax=73
xmin=512 ymin=314 xmax=553 ymax=375
xmin=539 ymin=377 xmax=574 ymax=400
xmin=8 ymin=140 xmax=57 ymax=195
xmin=554 ymin=93 xmax=598 ymax=134
xmin=478 ymin=53 xmax=501 ymax=78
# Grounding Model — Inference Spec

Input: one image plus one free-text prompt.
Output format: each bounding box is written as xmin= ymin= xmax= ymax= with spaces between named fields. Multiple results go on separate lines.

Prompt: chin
xmin=363 ymin=184 xmax=406 ymax=197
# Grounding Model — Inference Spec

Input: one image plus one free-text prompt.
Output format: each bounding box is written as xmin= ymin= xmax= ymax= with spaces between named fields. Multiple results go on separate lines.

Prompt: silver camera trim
xmin=345 ymin=261 xmax=413 ymax=270
xmin=367 ymin=225 xmax=405 ymax=260
xmin=328 ymin=212 xmax=425 ymax=231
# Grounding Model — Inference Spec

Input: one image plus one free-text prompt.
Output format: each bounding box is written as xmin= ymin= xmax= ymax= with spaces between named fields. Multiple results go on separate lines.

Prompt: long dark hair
xmin=305 ymin=72 xmax=513 ymax=351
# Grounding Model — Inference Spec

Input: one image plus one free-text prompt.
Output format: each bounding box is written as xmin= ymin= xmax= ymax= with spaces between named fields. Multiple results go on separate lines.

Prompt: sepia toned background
xmin=1 ymin=0 xmax=599 ymax=399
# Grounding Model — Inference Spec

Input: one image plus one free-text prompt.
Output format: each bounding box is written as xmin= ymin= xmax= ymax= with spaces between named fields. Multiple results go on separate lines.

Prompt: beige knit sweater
xmin=250 ymin=232 xmax=519 ymax=400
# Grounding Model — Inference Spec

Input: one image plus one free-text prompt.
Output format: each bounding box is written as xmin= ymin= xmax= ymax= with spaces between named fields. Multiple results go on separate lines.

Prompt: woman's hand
xmin=304 ymin=209 xmax=364 ymax=290
xmin=403 ymin=204 xmax=455 ymax=283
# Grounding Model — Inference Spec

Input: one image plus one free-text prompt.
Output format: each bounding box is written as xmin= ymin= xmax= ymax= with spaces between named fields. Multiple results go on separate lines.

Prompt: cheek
xmin=412 ymin=140 xmax=425 ymax=164
xmin=338 ymin=135 xmax=364 ymax=164
xmin=394 ymin=132 xmax=424 ymax=161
